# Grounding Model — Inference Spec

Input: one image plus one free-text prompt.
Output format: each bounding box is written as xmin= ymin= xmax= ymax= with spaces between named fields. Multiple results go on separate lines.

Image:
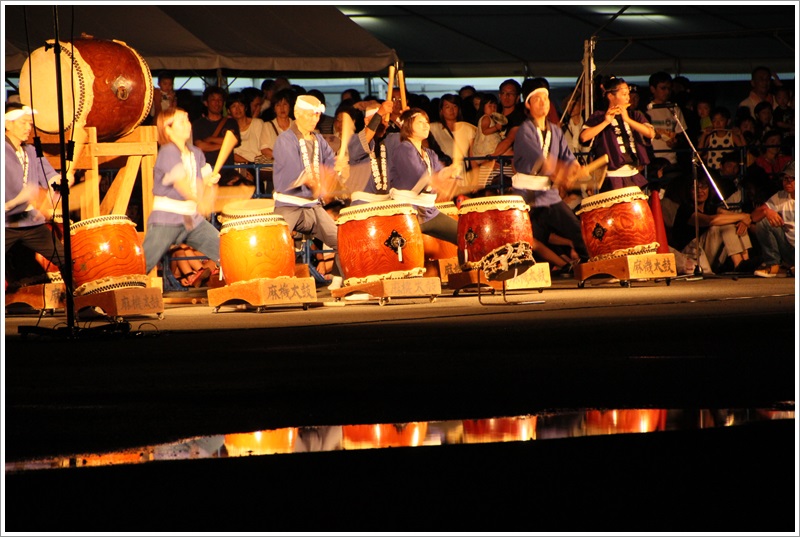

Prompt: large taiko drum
xmin=462 ymin=417 xmax=538 ymax=443
xmin=70 ymin=215 xmax=147 ymax=295
xmin=219 ymin=214 xmax=295 ymax=285
xmin=422 ymin=201 xmax=459 ymax=260
xmin=217 ymin=198 xmax=275 ymax=224
xmin=457 ymin=195 xmax=536 ymax=281
xmin=337 ymin=200 xmax=425 ymax=286
xmin=575 ymin=186 xmax=659 ymax=262
xmin=19 ymin=38 xmax=154 ymax=142
xmin=341 ymin=423 xmax=428 ymax=449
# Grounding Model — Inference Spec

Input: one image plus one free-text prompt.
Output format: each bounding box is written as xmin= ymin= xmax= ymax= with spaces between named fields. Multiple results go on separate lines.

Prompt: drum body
xmin=422 ymin=202 xmax=459 ymax=260
xmin=19 ymin=38 xmax=154 ymax=141
xmin=218 ymin=198 xmax=275 ymax=224
xmin=219 ymin=214 xmax=295 ymax=285
xmin=70 ymin=215 xmax=147 ymax=295
xmin=576 ymin=186 xmax=658 ymax=262
xmin=457 ymin=195 xmax=535 ymax=280
xmin=337 ymin=201 xmax=424 ymax=286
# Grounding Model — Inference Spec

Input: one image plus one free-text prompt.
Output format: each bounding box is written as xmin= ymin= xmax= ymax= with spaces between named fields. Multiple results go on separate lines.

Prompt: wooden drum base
xmin=208 ymin=277 xmax=317 ymax=313
xmin=574 ymin=253 xmax=677 ymax=288
xmin=5 ymin=283 xmax=67 ymax=315
xmin=74 ymin=287 xmax=164 ymax=321
xmin=330 ymin=277 xmax=441 ymax=306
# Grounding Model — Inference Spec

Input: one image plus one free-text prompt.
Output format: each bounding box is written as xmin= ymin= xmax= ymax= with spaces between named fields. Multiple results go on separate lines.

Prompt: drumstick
xmin=387 ymin=64 xmax=396 ymax=102
xmin=213 ymin=130 xmax=239 ymax=176
xmin=570 ymin=154 xmax=610 ymax=185
xmin=397 ymin=69 xmax=407 ymax=110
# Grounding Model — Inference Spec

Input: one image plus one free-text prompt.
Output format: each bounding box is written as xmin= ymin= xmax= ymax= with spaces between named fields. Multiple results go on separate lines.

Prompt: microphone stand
xmin=664 ymin=103 xmax=729 ymax=280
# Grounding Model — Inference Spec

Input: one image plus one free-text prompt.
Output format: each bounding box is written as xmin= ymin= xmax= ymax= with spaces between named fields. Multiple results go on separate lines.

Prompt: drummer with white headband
xmin=4 ymin=102 xmax=66 ymax=290
xmin=272 ymin=94 xmax=344 ymax=288
xmin=512 ymin=82 xmax=591 ymax=269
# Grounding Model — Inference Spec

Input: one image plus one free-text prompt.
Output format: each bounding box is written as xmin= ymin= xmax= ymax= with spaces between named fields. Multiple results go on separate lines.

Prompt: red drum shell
xmin=457 ymin=196 xmax=535 ymax=267
xmin=70 ymin=215 xmax=146 ymax=288
xmin=577 ymin=187 xmax=657 ymax=261
xmin=219 ymin=215 xmax=295 ymax=284
xmin=337 ymin=202 xmax=424 ymax=282
xmin=423 ymin=202 xmax=459 ymax=260
xmin=19 ymin=38 xmax=154 ymax=142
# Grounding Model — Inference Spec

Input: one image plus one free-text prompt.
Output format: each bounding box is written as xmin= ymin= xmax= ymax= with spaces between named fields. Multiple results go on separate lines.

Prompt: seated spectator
xmin=750 ymin=161 xmax=795 ymax=277
xmin=753 ymin=101 xmax=775 ymax=140
xmin=191 ymin=85 xmax=241 ymax=186
xmin=261 ymin=89 xmax=296 ymax=161
xmin=228 ymin=91 xmax=267 ymax=185
xmin=670 ymin=174 xmax=754 ymax=273
xmin=308 ymin=89 xmax=335 ymax=134
xmin=772 ymin=86 xmax=794 ymax=137
xmin=750 ymin=130 xmax=792 ymax=198
xmin=169 ymin=244 xmax=218 ymax=288
xmin=427 ymin=93 xmax=476 ymax=177
xmin=698 ymin=106 xmax=746 ymax=171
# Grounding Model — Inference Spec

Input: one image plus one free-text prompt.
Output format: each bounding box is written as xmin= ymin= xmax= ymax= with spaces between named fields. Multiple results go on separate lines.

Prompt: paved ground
xmin=3 ymin=274 xmax=798 ymax=531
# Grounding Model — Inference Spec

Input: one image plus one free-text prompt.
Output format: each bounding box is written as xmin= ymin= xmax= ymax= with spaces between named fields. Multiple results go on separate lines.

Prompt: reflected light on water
xmin=5 ymin=406 xmax=793 ymax=474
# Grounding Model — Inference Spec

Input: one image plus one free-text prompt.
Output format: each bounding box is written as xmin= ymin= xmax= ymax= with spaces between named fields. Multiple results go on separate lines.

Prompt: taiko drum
xmin=457 ymin=195 xmax=535 ymax=272
xmin=576 ymin=186 xmax=658 ymax=262
xmin=219 ymin=214 xmax=295 ymax=284
xmin=422 ymin=201 xmax=459 ymax=260
xmin=336 ymin=200 xmax=424 ymax=285
xmin=19 ymin=38 xmax=154 ymax=141
xmin=70 ymin=215 xmax=146 ymax=290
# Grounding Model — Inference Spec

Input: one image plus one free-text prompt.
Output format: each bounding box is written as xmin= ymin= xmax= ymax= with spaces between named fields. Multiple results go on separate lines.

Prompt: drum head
xmin=219 ymin=199 xmax=275 ymax=223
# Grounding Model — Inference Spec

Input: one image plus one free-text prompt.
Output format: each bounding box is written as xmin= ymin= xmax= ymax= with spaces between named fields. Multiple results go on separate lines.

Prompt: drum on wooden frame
xmin=456 ymin=195 xmax=536 ymax=281
xmin=19 ymin=38 xmax=154 ymax=142
xmin=219 ymin=214 xmax=295 ymax=285
xmin=336 ymin=200 xmax=424 ymax=287
xmin=575 ymin=186 xmax=658 ymax=262
xmin=69 ymin=214 xmax=147 ymax=295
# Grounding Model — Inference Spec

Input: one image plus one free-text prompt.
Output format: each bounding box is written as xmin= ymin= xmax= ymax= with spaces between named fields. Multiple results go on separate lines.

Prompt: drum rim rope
xmin=337 ymin=201 xmax=417 ymax=224
xmin=457 ymin=195 xmax=530 ymax=214
xmin=575 ymin=186 xmax=649 ymax=215
xmin=219 ymin=214 xmax=289 ymax=235
xmin=69 ymin=214 xmax=137 ymax=233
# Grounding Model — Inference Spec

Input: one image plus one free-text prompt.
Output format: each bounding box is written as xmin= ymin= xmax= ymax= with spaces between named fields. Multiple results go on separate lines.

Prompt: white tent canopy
xmin=4 ymin=5 xmax=398 ymax=75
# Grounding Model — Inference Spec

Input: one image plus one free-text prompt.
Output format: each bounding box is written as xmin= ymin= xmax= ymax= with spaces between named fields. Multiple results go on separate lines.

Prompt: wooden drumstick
xmin=387 ymin=64 xmax=396 ymax=102
xmin=571 ymin=154 xmax=609 ymax=185
xmin=397 ymin=69 xmax=407 ymax=110
xmin=213 ymin=130 xmax=239 ymax=176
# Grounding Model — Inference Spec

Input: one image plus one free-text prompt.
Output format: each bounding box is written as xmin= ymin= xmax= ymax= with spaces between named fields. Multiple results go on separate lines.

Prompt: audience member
xmin=580 ymin=76 xmax=655 ymax=191
xmin=151 ymin=70 xmax=177 ymax=121
xmin=428 ymin=94 xmax=476 ymax=175
xmin=240 ymin=86 xmax=264 ymax=120
xmin=670 ymin=174 xmax=753 ymax=273
xmin=749 ymin=130 xmax=792 ymax=198
xmin=492 ymin=79 xmax=526 ymax=159
xmin=228 ymin=91 xmax=267 ymax=186
xmin=458 ymin=85 xmax=479 ymax=125
xmin=168 ymin=244 xmax=218 ymax=288
xmin=750 ymin=160 xmax=795 ymax=277
xmin=191 ymin=86 xmax=241 ymax=186
xmin=696 ymin=97 xmax=713 ymax=132
xmin=698 ymin=106 xmax=746 ymax=171
xmin=645 ymin=71 xmax=687 ymax=167
xmin=738 ymin=66 xmax=780 ymax=119
xmin=753 ymin=101 xmax=775 ymax=140
xmin=261 ymin=89 xmax=296 ymax=161
xmin=472 ymin=93 xmax=507 ymax=170
xmin=259 ymin=77 xmax=291 ymax=121
xmin=771 ymin=86 xmax=794 ymax=137
xmin=143 ymin=108 xmax=221 ymax=278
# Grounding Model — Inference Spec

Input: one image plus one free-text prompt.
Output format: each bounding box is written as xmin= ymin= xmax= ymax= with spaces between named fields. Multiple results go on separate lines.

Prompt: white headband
xmin=5 ymin=106 xmax=37 ymax=121
xmin=525 ymin=87 xmax=549 ymax=104
xmin=295 ymin=96 xmax=325 ymax=115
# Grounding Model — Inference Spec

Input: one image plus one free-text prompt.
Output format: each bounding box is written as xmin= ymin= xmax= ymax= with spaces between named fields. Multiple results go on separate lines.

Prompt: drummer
xmin=348 ymin=99 xmax=400 ymax=206
xmin=4 ymin=102 xmax=66 ymax=291
xmin=272 ymin=94 xmax=344 ymax=288
xmin=389 ymin=108 xmax=459 ymax=245
xmin=511 ymin=83 xmax=590 ymax=269
xmin=579 ymin=75 xmax=656 ymax=191
xmin=142 ymin=108 xmax=221 ymax=276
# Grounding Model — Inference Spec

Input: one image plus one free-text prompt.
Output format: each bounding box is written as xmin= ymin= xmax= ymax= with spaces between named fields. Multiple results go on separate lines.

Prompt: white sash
xmin=273 ymin=192 xmax=320 ymax=207
xmin=511 ymin=173 xmax=551 ymax=191
xmin=389 ymin=188 xmax=436 ymax=208
xmin=351 ymin=191 xmax=391 ymax=203
xmin=152 ymin=195 xmax=197 ymax=215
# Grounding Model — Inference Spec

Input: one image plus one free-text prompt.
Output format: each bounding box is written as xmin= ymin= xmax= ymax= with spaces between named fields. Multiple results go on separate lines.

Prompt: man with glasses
xmin=751 ymin=161 xmax=795 ymax=277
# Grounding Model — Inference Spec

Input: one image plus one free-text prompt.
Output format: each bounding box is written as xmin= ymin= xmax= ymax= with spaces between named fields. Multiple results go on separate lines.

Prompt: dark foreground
xmin=3 ymin=276 xmax=798 ymax=531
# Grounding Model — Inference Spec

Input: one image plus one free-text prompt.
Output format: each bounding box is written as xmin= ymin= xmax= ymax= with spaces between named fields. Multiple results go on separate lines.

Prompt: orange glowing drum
xmin=423 ymin=201 xmax=459 ymax=260
xmin=217 ymin=198 xmax=275 ymax=224
xmin=576 ymin=186 xmax=659 ymax=262
xmin=219 ymin=214 xmax=295 ymax=285
xmin=342 ymin=423 xmax=428 ymax=449
xmin=462 ymin=416 xmax=538 ymax=443
xmin=70 ymin=215 xmax=147 ymax=295
xmin=336 ymin=200 xmax=425 ymax=286
xmin=19 ymin=38 xmax=154 ymax=141
xmin=457 ymin=195 xmax=536 ymax=281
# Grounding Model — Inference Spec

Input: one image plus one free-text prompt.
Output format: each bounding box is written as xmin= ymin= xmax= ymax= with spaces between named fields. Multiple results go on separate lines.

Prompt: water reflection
xmin=5 ymin=406 xmax=793 ymax=473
